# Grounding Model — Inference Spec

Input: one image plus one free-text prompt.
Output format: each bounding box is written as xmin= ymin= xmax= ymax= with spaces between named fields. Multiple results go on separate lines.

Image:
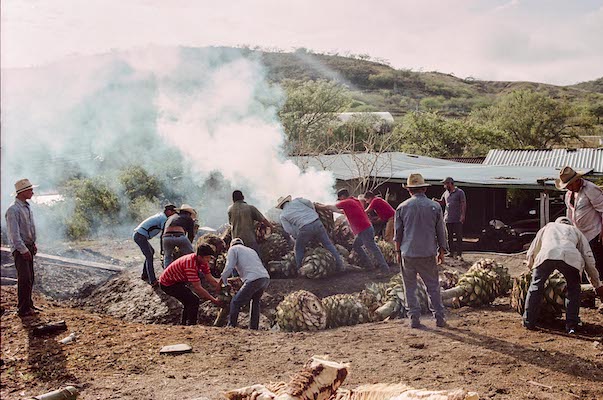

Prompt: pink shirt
xmin=366 ymin=197 xmax=395 ymax=221
xmin=159 ymin=254 xmax=210 ymax=286
xmin=337 ymin=197 xmax=372 ymax=235
xmin=565 ymin=179 xmax=603 ymax=241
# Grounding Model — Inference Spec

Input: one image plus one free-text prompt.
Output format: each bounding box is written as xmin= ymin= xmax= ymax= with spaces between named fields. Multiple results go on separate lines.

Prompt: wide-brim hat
xmin=404 ymin=173 xmax=431 ymax=188
xmin=275 ymin=195 xmax=292 ymax=209
xmin=13 ymin=178 xmax=39 ymax=195
xmin=177 ymin=204 xmax=197 ymax=219
xmin=555 ymin=166 xmax=584 ymax=190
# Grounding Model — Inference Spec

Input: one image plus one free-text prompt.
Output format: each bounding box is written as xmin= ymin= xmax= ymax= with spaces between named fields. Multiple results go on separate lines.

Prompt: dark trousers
xmin=133 ymin=232 xmax=156 ymax=284
xmin=13 ymin=244 xmax=35 ymax=315
xmin=588 ymin=236 xmax=603 ymax=280
xmin=160 ymin=283 xmax=200 ymax=325
xmin=523 ymin=260 xmax=581 ymax=329
xmin=446 ymin=222 xmax=463 ymax=256
xmin=228 ymin=277 xmax=270 ymax=329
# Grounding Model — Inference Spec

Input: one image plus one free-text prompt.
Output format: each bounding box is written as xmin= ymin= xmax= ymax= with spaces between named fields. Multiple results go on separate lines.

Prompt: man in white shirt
xmin=556 ymin=166 xmax=603 ymax=280
xmin=523 ymin=217 xmax=603 ymax=333
xmin=220 ymin=238 xmax=270 ymax=330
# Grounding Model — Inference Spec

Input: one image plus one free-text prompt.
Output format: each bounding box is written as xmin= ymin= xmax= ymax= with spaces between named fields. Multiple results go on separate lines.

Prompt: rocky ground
xmin=1 ymin=240 xmax=603 ymax=399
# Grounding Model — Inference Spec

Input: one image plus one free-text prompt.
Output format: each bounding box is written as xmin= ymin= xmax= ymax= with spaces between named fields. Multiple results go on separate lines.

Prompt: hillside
xmin=259 ymin=49 xmax=603 ymax=118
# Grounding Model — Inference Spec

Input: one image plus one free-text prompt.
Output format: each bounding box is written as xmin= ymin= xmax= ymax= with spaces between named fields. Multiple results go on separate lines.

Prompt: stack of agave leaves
xmin=510 ymin=270 xmax=567 ymax=320
xmin=441 ymin=259 xmax=512 ymax=307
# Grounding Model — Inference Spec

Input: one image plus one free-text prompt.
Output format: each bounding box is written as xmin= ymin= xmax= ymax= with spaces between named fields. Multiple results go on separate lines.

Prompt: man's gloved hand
xmin=595 ymin=285 xmax=603 ymax=301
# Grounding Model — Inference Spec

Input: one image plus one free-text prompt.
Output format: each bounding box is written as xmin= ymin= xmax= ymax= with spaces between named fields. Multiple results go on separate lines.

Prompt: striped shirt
xmin=134 ymin=212 xmax=168 ymax=239
xmin=159 ymin=254 xmax=210 ymax=286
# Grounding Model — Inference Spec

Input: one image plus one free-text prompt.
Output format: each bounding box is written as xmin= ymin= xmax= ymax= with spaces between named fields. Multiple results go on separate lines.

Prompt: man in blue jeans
xmin=523 ymin=217 xmax=603 ymax=333
xmin=221 ymin=238 xmax=270 ymax=329
xmin=277 ymin=195 xmax=344 ymax=271
xmin=133 ymin=204 xmax=177 ymax=285
xmin=395 ymin=173 xmax=448 ymax=328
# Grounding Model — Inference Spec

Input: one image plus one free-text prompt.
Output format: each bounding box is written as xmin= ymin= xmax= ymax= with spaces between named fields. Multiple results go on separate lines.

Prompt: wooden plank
xmin=160 ymin=343 xmax=192 ymax=355
xmin=0 ymin=247 xmax=124 ymax=272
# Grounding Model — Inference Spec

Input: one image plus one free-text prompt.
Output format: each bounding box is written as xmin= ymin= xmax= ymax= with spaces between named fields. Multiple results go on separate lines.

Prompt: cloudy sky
xmin=1 ymin=0 xmax=602 ymax=85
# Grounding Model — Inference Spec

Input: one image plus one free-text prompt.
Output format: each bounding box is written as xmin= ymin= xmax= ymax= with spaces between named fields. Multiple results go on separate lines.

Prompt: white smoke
xmin=1 ymin=46 xmax=336 ymax=238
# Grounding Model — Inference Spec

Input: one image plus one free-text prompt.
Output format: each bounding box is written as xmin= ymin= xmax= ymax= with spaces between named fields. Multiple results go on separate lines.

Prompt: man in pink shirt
xmin=557 ymin=166 xmax=603 ymax=280
xmin=319 ymin=189 xmax=390 ymax=273
xmin=364 ymin=191 xmax=396 ymax=243
xmin=159 ymin=244 xmax=223 ymax=325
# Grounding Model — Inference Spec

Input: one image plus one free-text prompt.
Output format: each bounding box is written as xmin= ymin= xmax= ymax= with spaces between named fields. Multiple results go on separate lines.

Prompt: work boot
xmin=522 ymin=320 xmax=537 ymax=331
xmin=436 ymin=316 xmax=447 ymax=328
xmin=410 ymin=317 xmax=421 ymax=329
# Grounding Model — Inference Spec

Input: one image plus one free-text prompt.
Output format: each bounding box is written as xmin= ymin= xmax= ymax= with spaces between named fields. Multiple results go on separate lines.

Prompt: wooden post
xmin=539 ymin=191 xmax=550 ymax=228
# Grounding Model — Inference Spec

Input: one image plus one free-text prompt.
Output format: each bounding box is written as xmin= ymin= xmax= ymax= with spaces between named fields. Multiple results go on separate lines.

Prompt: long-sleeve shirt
xmin=134 ymin=212 xmax=168 ymax=239
xmin=394 ymin=193 xmax=448 ymax=258
xmin=220 ymin=245 xmax=269 ymax=285
xmin=5 ymin=198 xmax=36 ymax=254
xmin=164 ymin=213 xmax=195 ymax=242
xmin=280 ymin=198 xmax=319 ymax=239
xmin=565 ymin=179 xmax=603 ymax=241
xmin=526 ymin=221 xmax=601 ymax=288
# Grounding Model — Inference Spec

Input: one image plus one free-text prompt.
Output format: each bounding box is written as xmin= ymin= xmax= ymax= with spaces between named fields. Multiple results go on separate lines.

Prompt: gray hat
xmin=442 ymin=177 xmax=454 ymax=184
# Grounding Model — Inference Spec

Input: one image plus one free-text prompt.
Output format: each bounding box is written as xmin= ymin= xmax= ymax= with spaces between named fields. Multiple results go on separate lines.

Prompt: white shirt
xmin=527 ymin=222 xmax=601 ymax=288
xmin=220 ymin=245 xmax=270 ymax=285
xmin=565 ymin=179 xmax=603 ymax=241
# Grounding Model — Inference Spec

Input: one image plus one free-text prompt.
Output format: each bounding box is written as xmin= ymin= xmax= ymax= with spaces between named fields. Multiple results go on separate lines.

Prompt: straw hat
xmin=177 ymin=204 xmax=197 ymax=219
xmin=404 ymin=173 xmax=430 ymax=188
xmin=14 ymin=178 xmax=38 ymax=195
xmin=555 ymin=166 xmax=584 ymax=190
xmin=275 ymin=195 xmax=292 ymax=209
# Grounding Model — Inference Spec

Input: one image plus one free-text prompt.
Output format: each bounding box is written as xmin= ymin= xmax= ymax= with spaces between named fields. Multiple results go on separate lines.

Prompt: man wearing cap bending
xmin=557 ymin=166 xmax=603 ymax=280
xmin=277 ymin=195 xmax=343 ymax=271
xmin=5 ymin=179 xmax=39 ymax=317
xmin=221 ymin=238 xmax=270 ymax=329
xmin=228 ymin=190 xmax=273 ymax=256
xmin=162 ymin=204 xmax=197 ymax=268
xmin=318 ymin=189 xmax=390 ymax=273
xmin=434 ymin=177 xmax=466 ymax=260
xmin=133 ymin=204 xmax=177 ymax=285
xmin=395 ymin=173 xmax=448 ymax=329
xmin=364 ymin=191 xmax=396 ymax=243
xmin=523 ymin=217 xmax=603 ymax=334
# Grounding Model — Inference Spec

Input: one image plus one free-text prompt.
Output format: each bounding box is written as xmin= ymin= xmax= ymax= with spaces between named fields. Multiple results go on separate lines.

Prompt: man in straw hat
xmin=556 ymin=166 xmax=603 ymax=280
xmin=162 ymin=204 xmax=197 ymax=268
xmin=276 ymin=195 xmax=344 ymax=271
xmin=5 ymin=179 xmax=39 ymax=317
xmin=395 ymin=173 xmax=448 ymax=328
xmin=133 ymin=204 xmax=177 ymax=285
xmin=317 ymin=189 xmax=390 ymax=274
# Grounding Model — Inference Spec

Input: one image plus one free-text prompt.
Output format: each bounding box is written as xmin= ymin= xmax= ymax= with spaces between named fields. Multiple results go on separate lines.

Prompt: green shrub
xmin=119 ymin=165 xmax=162 ymax=201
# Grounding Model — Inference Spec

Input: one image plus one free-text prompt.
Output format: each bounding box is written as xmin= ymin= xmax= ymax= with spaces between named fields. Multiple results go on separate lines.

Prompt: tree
xmin=471 ymin=90 xmax=588 ymax=148
xmin=279 ymin=79 xmax=351 ymax=155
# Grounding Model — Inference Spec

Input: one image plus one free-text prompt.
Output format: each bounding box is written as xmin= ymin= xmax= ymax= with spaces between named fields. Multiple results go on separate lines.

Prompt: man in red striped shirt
xmin=159 ymin=244 xmax=223 ymax=325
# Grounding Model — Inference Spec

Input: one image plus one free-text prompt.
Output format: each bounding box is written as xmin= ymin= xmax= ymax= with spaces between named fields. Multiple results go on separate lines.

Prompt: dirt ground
xmin=1 ymin=242 xmax=603 ymax=400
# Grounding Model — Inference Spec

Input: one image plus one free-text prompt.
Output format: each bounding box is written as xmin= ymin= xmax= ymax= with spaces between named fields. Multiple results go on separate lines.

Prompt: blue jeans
xmin=523 ymin=259 xmax=581 ymax=329
xmin=133 ymin=232 xmax=156 ymax=284
xmin=295 ymin=219 xmax=343 ymax=269
xmin=401 ymin=256 xmax=444 ymax=320
xmin=228 ymin=277 xmax=270 ymax=329
xmin=162 ymin=235 xmax=194 ymax=268
xmin=353 ymin=226 xmax=389 ymax=271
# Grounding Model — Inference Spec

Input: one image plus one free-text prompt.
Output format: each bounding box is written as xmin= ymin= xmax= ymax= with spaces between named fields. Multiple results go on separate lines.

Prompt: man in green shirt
xmin=227 ymin=190 xmax=273 ymax=256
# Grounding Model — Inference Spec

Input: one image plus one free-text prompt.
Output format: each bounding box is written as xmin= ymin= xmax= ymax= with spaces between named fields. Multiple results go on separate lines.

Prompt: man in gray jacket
xmin=221 ymin=238 xmax=270 ymax=329
xmin=5 ymin=179 xmax=39 ymax=317
xmin=395 ymin=173 xmax=448 ymax=329
xmin=276 ymin=195 xmax=343 ymax=271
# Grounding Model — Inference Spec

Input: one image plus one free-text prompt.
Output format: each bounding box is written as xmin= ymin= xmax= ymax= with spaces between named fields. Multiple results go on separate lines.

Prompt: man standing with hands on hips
xmin=395 ymin=173 xmax=448 ymax=329
xmin=5 ymin=179 xmax=39 ymax=317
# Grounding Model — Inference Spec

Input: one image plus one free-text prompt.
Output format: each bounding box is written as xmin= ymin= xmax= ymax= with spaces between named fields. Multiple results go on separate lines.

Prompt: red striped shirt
xmin=159 ymin=254 xmax=210 ymax=286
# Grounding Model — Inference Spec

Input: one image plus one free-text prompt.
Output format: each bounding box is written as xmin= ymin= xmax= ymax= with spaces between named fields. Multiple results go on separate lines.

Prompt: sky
xmin=2 ymin=0 xmax=602 ymax=85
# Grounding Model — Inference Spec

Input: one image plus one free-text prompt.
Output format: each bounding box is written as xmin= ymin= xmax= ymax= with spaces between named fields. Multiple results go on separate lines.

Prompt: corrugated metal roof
xmin=291 ymin=152 xmax=459 ymax=181
xmin=392 ymin=165 xmax=567 ymax=189
xmin=442 ymin=157 xmax=485 ymax=164
xmin=484 ymin=148 xmax=603 ymax=174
